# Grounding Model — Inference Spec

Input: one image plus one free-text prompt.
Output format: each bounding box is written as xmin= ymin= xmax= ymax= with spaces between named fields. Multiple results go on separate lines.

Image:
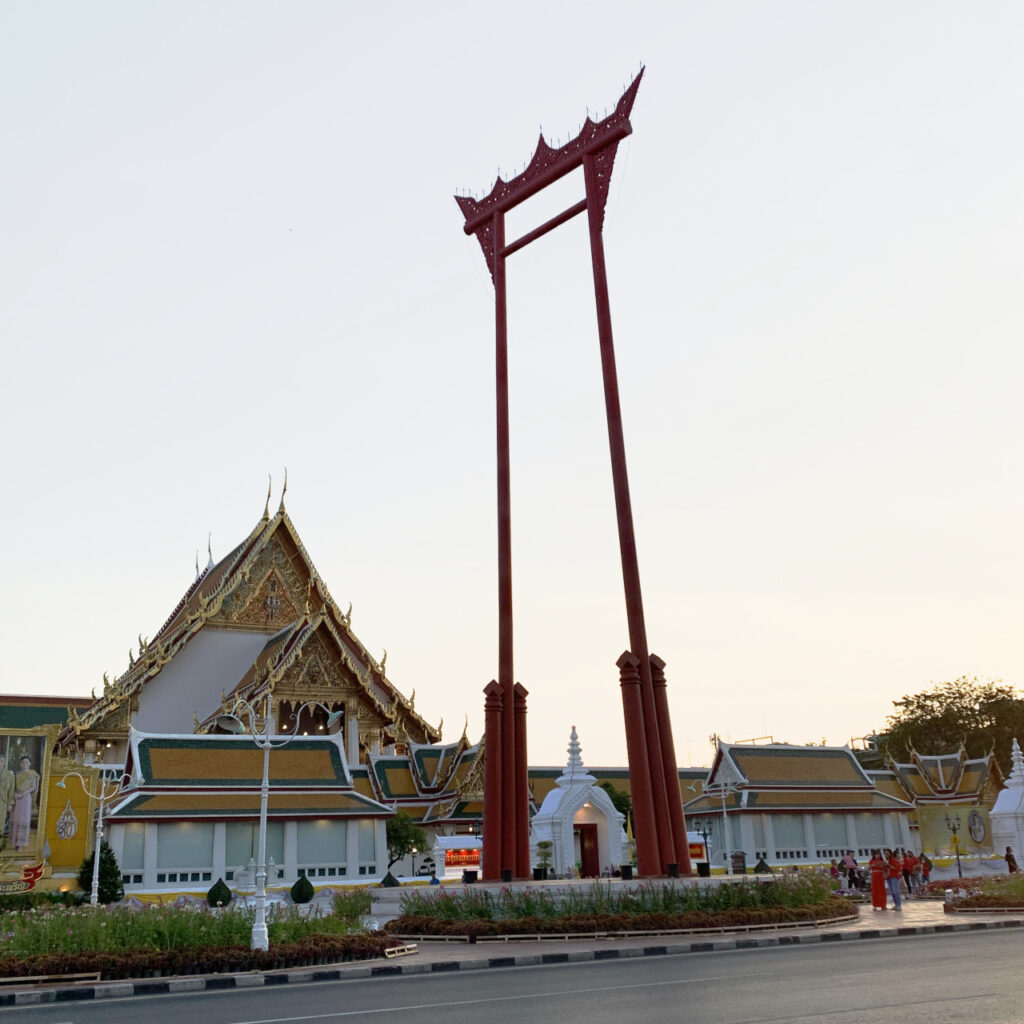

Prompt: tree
xmin=600 ymin=781 xmax=632 ymax=827
xmin=880 ymin=676 xmax=1024 ymax=775
xmin=77 ymin=840 xmax=124 ymax=904
xmin=386 ymin=810 xmax=427 ymax=870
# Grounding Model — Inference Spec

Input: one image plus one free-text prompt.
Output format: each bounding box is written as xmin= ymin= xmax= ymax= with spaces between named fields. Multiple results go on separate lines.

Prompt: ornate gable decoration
xmin=213 ymin=534 xmax=305 ymax=629
xmin=62 ymin=499 xmax=441 ymax=749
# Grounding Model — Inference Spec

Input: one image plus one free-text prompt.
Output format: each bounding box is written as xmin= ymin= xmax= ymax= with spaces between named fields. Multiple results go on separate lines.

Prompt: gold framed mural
xmin=0 ymin=726 xmax=57 ymax=869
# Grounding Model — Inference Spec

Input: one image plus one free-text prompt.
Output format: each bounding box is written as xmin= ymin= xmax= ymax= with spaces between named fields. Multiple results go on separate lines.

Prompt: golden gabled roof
xmin=62 ymin=503 xmax=440 ymax=746
xmin=727 ymin=746 xmax=868 ymax=787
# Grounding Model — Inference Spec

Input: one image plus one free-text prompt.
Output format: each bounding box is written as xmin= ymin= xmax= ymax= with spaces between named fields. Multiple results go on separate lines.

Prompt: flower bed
xmin=918 ymin=876 xmax=987 ymax=898
xmin=387 ymin=900 xmax=853 ymax=937
xmin=0 ymin=933 xmax=394 ymax=980
xmin=941 ymin=874 xmax=1024 ymax=911
xmin=0 ymin=888 xmax=390 ymax=979
xmin=386 ymin=877 xmax=852 ymax=937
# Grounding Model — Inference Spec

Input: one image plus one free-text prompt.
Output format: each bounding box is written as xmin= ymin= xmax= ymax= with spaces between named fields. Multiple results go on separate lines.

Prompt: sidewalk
xmin=4 ymin=898 xmax=1022 ymax=1008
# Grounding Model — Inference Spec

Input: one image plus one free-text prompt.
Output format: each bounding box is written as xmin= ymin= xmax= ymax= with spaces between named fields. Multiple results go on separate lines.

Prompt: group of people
xmin=866 ymin=848 xmax=927 ymax=910
xmin=830 ymin=848 xmax=931 ymax=911
xmin=0 ymin=753 xmax=40 ymax=853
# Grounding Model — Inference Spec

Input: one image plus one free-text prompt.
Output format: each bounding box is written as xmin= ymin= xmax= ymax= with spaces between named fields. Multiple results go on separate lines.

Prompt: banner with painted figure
xmin=0 ymin=726 xmax=96 ymax=893
xmin=0 ymin=729 xmax=49 ymax=860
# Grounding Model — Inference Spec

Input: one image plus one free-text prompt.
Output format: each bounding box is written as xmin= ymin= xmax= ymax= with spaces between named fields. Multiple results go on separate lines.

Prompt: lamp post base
xmin=251 ymin=924 xmax=269 ymax=951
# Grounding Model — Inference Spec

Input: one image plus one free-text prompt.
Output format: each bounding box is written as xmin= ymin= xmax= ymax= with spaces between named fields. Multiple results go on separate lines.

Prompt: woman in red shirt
xmin=886 ymin=848 xmax=903 ymax=911
xmin=868 ymin=849 xmax=887 ymax=911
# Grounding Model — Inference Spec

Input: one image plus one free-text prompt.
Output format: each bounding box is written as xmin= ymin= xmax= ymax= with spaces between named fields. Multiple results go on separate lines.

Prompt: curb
xmin=4 ymin=917 xmax=1022 ymax=1007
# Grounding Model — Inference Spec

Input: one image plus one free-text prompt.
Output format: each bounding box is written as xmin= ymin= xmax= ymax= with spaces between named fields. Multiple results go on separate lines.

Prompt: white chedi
xmin=530 ymin=726 xmax=626 ymax=878
xmin=990 ymin=738 xmax=1024 ymax=864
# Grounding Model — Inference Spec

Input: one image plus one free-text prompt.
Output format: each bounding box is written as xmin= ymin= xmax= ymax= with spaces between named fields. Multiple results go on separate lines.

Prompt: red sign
xmin=0 ymin=864 xmax=44 ymax=895
xmin=444 ymin=849 xmax=480 ymax=868
xmin=689 ymin=842 xmax=707 ymax=861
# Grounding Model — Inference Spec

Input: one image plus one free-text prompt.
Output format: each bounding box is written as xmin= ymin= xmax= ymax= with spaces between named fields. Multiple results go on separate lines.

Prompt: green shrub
xmin=290 ymin=875 xmax=315 ymax=904
xmin=0 ymin=891 xmax=85 ymax=914
xmin=207 ymin=878 xmax=232 ymax=907
xmin=332 ymin=887 xmax=372 ymax=923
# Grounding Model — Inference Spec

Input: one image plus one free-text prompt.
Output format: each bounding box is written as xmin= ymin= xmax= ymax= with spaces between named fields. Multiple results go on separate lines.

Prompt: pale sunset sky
xmin=1 ymin=2 xmax=1021 ymax=767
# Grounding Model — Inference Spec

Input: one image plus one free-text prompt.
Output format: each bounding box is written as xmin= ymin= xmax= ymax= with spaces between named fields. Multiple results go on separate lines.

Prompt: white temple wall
xmin=108 ymin=814 xmax=384 ymax=892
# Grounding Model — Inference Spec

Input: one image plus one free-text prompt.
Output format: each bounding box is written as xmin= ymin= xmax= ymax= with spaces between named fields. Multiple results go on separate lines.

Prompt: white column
xmin=739 ymin=816 xmax=756 ymax=860
xmin=803 ymin=814 xmax=816 ymax=862
xmin=845 ymin=813 xmax=858 ymax=855
xmin=763 ymin=815 xmax=777 ymax=863
xmin=143 ymin=823 xmax=159 ymax=887
xmin=346 ymin=816 xmax=361 ymax=878
xmin=374 ymin=819 xmax=387 ymax=877
xmin=898 ymin=815 xmax=914 ymax=850
xmin=284 ymin=821 xmax=298 ymax=883
xmin=883 ymin=814 xmax=896 ymax=848
xmin=212 ymin=822 xmax=226 ymax=882
xmin=108 ymin=822 xmax=125 ymax=865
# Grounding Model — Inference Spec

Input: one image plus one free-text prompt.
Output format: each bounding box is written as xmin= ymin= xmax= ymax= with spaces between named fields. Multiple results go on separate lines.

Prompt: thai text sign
xmin=444 ymin=848 xmax=480 ymax=868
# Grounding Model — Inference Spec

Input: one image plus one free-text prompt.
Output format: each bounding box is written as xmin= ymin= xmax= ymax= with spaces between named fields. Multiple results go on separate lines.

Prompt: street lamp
xmin=945 ymin=813 xmax=963 ymax=879
xmin=703 ymin=782 xmax=736 ymax=874
xmin=692 ymin=817 xmax=713 ymax=857
xmin=57 ymin=770 xmax=124 ymax=906
xmin=411 ymin=846 xmax=418 ymax=877
xmin=216 ymin=694 xmax=343 ymax=951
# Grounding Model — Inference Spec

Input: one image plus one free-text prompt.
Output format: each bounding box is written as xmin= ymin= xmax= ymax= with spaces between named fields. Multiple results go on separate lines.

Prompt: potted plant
xmin=534 ymin=840 xmax=553 ymax=880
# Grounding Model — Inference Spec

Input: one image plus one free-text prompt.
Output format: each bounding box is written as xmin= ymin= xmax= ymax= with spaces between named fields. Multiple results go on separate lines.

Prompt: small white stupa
xmin=530 ymin=726 xmax=626 ymax=878
xmin=990 ymin=738 xmax=1024 ymax=864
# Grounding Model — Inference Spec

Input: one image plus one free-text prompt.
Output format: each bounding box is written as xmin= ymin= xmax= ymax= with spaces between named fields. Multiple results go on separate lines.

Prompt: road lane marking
xmin=228 ymin=971 xmax=780 ymax=1023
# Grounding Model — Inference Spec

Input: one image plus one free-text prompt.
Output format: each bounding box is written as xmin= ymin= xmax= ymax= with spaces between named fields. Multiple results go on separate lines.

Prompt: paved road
xmin=5 ymin=929 xmax=1021 ymax=1024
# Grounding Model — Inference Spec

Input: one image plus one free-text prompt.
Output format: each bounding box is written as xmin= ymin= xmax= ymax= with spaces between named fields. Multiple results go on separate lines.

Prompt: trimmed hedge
xmin=0 ymin=932 xmax=397 ymax=980
xmin=386 ymin=897 xmax=853 ymax=936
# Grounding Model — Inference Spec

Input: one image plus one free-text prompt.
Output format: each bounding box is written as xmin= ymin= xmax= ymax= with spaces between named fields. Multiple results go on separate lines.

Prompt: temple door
xmin=575 ymin=824 xmax=600 ymax=878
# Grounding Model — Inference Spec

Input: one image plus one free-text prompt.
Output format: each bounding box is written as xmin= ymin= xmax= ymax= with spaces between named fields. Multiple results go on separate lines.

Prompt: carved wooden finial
xmin=278 ymin=467 xmax=288 ymax=513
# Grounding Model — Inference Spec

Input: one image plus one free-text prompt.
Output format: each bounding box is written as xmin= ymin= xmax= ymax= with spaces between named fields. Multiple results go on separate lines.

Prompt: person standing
xmin=1006 ymin=847 xmax=1019 ymax=874
xmin=868 ymin=849 xmax=887 ymax=911
xmin=921 ymin=853 xmax=932 ymax=886
xmin=0 ymin=755 xmax=15 ymax=848
xmin=886 ymin=848 xmax=903 ymax=911
xmin=906 ymin=849 xmax=922 ymax=894
xmin=10 ymin=755 xmax=40 ymax=851
xmin=841 ymin=850 xmax=859 ymax=890
xmin=900 ymin=848 xmax=914 ymax=896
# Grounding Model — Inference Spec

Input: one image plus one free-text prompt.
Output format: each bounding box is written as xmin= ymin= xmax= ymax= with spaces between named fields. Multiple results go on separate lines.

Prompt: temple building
xmin=36 ymin=494 xmax=489 ymax=892
xmin=683 ymin=741 xmax=916 ymax=867
xmin=869 ymin=746 xmax=1004 ymax=857
xmin=56 ymin=496 xmax=440 ymax=767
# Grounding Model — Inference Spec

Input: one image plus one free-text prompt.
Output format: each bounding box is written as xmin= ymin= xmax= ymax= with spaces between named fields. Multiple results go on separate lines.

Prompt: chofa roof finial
xmin=263 ymin=473 xmax=272 ymax=521
xmin=278 ymin=467 xmax=288 ymax=513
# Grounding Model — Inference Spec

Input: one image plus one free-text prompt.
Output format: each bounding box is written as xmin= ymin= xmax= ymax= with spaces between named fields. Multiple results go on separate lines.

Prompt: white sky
xmin=2 ymin=2 xmax=1022 ymax=769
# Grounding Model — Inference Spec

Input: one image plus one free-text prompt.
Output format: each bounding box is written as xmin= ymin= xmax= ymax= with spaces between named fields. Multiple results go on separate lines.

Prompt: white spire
xmin=206 ymin=532 xmax=214 ymax=570
xmin=1008 ymin=738 xmax=1024 ymax=789
xmin=556 ymin=725 xmax=596 ymax=787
